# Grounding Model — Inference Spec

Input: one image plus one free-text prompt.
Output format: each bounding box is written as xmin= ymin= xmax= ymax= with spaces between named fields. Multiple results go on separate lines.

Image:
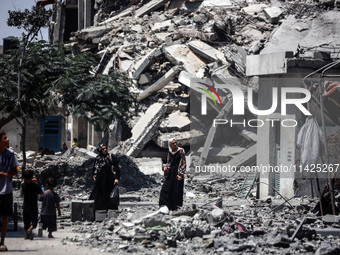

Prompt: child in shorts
xmin=21 ymin=170 xmax=44 ymax=239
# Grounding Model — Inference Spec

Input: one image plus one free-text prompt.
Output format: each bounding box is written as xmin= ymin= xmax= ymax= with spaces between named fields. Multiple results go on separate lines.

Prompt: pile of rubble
xmin=10 ymin=0 xmax=340 ymax=253
xmin=11 ymin=147 xmax=340 ymax=254
xmin=64 ymin=0 xmax=340 ymax=168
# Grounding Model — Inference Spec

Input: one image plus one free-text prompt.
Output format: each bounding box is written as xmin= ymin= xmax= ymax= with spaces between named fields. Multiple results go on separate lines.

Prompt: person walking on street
xmin=0 ymin=132 xmax=20 ymax=251
xmin=21 ymin=170 xmax=44 ymax=240
xmin=39 ymin=178 xmax=61 ymax=238
xmin=159 ymin=138 xmax=186 ymax=211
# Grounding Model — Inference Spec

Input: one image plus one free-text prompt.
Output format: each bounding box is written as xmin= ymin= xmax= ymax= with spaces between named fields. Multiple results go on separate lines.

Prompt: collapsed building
xmin=6 ymin=0 xmax=340 ymax=253
xmin=45 ymin=0 xmax=340 ymax=198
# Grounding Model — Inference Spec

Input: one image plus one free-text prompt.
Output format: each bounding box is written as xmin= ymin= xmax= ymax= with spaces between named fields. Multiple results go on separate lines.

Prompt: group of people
xmin=90 ymin=138 xmax=186 ymax=213
xmin=0 ymin=132 xmax=61 ymax=252
xmin=0 ymin=130 xmax=186 ymax=252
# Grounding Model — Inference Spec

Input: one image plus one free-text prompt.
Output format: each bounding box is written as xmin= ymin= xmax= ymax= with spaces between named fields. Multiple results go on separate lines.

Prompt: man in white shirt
xmin=0 ymin=132 xmax=19 ymax=252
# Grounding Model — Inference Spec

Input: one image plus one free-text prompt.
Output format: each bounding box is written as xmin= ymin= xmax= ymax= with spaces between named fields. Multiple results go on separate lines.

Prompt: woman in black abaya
xmin=159 ymin=138 xmax=186 ymax=211
xmin=90 ymin=144 xmax=120 ymax=211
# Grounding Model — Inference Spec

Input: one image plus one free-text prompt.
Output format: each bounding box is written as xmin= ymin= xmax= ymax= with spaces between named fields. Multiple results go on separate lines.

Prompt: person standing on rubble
xmin=159 ymin=138 xmax=186 ymax=211
xmin=90 ymin=144 xmax=121 ymax=211
xmin=0 ymin=132 xmax=20 ymax=252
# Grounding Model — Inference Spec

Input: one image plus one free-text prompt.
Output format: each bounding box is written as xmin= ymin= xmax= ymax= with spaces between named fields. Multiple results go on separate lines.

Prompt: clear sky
xmin=0 ymin=0 xmax=49 ymax=45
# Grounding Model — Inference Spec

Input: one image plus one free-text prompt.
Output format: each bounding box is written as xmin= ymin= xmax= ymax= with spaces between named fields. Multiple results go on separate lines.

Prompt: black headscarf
xmin=93 ymin=144 xmax=110 ymax=178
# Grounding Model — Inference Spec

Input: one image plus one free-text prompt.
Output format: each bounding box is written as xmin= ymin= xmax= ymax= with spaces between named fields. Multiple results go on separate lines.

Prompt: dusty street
xmin=5 ymin=222 xmax=112 ymax=255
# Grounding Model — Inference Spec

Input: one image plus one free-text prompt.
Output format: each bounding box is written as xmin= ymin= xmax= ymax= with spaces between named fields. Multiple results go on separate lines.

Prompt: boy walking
xmin=39 ymin=178 xmax=61 ymax=238
xmin=0 ymin=132 xmax=20 ymax=252
xmin=21 ymin=170 xmax=44 ymax=239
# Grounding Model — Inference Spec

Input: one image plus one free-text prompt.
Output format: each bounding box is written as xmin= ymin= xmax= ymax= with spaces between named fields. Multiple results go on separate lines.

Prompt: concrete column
xmin=53 ymin=5 xmax=66 ymax=44
xmin=258 ymin=114 xmax=274 ymax=198
xmin=78 ymin=0 xmax=84 ymax=30
xmin=279 ymin=115 xmax=296 ymax=198
xmin=84 ymin=0 xmax=92 ymax=28
xmin=258 ymin=113 xmax=296 ymax=198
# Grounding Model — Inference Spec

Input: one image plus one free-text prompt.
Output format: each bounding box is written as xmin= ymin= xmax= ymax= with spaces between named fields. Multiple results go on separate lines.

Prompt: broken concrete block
xmin=77 ymin=25 xmax=114 ymax=40
xmin=138 ymin=66 xmax=183 ymax=100
xmin=246 ymin=52 xmax=294 ymax=76
xmin=152 ymin=20 xmax=172 ymax=32
xmin=159 ymin=110 xmax=191 ymax=132
xmin=264 ymin=7 xmax=282 ymax=24
xmin=224 ymin=45 xmax=247 ymax=75
xmin=132 ymin=48 xmax=163 ymax=79
xmin=135 ymin=0 xmax=168 ymax=18
xmin=120 ymin=194 xmax=141 ymax=202
xmin=95 ymin=210 xmax=107 ymax=222
xmin=322 ymin=214 xmax=340 ymax=224
xmin=178 ymin=27 xmax=218 ymax=42
xmin=242 ymin=4 xmax=267 ymax=16
xmin=143 ymin=213 xmax=168 ymax=228
xmin=155 ymin=130 xmax=204 ymax=148
xmin=179 ymin=1 xmax=203 ymax=13
xmin=138 ymin=73 xmax=152 ymax=85
xmin=126 ymin=103 xmax=167 ymax=157
xmin=202 ymin=0 xmax=232 ymax=8
xmin=179 ymin=96 xmax=189 ymax=112
xmin=188 ymin=40 xmax=227 ymax=64
xmin=133 ymin=157 xmax=162 ymax=175
xmin=119 ymin=60 xmax=133 ymax=72
xmin=165 ymin=44 xmax=206 ymax=78
xmin=131 ymin=24 xmax=143 ymax=33
xmin=99 ymin=7 xmax=132 ymax=25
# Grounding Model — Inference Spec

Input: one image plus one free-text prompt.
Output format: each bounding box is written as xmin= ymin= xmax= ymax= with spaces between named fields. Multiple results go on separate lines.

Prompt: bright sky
xmin=0 ymin=0 xmax=49 ymax=44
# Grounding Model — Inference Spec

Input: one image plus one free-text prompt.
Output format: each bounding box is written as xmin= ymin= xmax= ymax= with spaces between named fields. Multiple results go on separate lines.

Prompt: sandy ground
xmin=3 ymin=221 xmax=112 ymax=255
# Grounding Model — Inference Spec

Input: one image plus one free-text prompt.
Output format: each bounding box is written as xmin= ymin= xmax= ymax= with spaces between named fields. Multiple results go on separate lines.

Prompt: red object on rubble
xmin=36 ymin=0 xmax=56 ymax=7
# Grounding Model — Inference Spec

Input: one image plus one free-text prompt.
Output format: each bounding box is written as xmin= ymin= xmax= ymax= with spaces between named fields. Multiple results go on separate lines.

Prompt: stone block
xmin=264 ymin=7 xmax=282 ymax=24
xmin=83 ymin=200 xmax=95 ymax=221
xmin=71 ymin=200 xmax=83 ymax=222
xmin=95 ymin=210 xmax=107 ymax=222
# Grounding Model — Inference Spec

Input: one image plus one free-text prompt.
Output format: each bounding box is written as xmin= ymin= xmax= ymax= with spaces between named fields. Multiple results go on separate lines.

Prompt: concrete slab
xmin=159 ymin=110 xmax=191 ymax=132
xmin=188 ymin=40 xmax=227 ymax=64
xmin=135 ymin=0 xmax=168 ymax=18
xmin=202 ymin=0 xmax=232 ymax=8
xmin=99 ymin=7 xmax=132 ymax=25
xmin=126 ymin=103 xmax=167 ymax=157
xmin=261 ymin=11 xmax=340 ymax=59
xmin=132 ymin=48 xmax=163 ymax=79
xmin=178 ymin=27 xmax=218 ymax=42
xmin=164 ymin=44 xmax=206 ymax=78
xmin=138 ymin=65 xmax=182 ymax=100
xmin=242 ymin=4 xmax=267 ymax=15
xmin=76 ymin=25 xmax=114 ymax=40
xmin=119 ymin=60 xmax=133 ymax=72
xmin=246 ymin=51 xmax=294 ymax=76
xmin=133 ymin=157 xmax=163 ymax=175
xmin=151 ymin=20 xmax=172 ymax=32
